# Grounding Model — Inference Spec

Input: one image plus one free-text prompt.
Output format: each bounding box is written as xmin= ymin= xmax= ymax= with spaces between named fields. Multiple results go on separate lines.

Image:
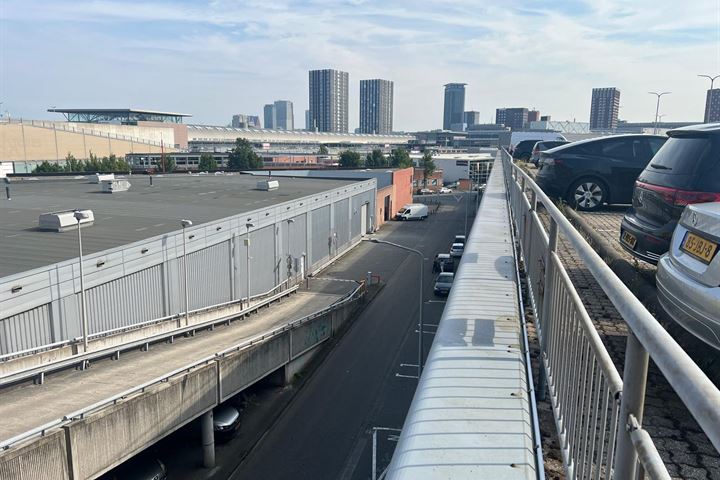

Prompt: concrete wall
xmin=0 ymin=430 xmax=70 ymax=480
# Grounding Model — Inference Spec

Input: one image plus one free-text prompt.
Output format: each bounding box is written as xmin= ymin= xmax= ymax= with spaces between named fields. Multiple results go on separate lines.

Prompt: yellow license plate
xmin=621 ymin=231 xmax=637 ymax=249
xmin=681 ymin=232 xmax=719 ymax=264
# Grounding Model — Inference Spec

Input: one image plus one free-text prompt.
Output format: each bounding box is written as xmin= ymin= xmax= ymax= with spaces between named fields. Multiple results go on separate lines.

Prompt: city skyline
xmin=1 ymin=1 xmax=718 ymax=130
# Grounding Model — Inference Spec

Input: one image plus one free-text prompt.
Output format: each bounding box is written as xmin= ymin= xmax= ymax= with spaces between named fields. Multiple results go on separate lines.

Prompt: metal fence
xmin=501 ymin=149 xmax=720 ymax=479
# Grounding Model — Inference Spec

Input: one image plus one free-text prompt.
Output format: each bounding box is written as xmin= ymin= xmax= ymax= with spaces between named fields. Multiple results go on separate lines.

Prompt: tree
xmin=339 ymin=150 xmax=362 ymax=168
xmin=318 ymin=144 xmax=329 ymax=155
xmin=389 ymin=147 xmax=413 ymax=168
xmin=33 ymin=161 xmax=63 ymax=173
xmin=83 ymin=152 xmax=102 ymax=172
xmin=198 ymin=153 xmax=218 ymax=171
xmin=421 ymin=151 xmax=436 ymax=188
xmin=365 ymin=149 xmax=386 ymax=168
xmin=227 ymin=138 xmax=262 ymax=170
xmin=64 ymin=153 xmax=83 ymax=172
xmin=156 ymin=153 xmax=175 ymax=173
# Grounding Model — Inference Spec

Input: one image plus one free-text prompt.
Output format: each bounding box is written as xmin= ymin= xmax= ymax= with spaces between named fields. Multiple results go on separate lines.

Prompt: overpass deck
xmin=0 ymin=283 xmax=351 ymax=446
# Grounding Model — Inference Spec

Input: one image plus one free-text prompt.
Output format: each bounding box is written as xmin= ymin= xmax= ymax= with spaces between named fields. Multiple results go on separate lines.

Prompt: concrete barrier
xmin=66 ymin=362 xmax=217 ymax=480
xmin=0 ymin=429 xmax=70 ymax=480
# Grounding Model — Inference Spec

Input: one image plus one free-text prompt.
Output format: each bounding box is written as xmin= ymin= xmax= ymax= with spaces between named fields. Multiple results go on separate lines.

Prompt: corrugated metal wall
xmin=0 ymin=305 xmax=52 ymax=355
xmin=0 ymin=179 xmax=376 ymax=356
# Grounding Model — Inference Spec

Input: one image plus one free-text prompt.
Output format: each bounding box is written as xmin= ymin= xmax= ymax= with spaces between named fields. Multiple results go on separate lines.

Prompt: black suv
xmin=620 ymin=124 xmax=720 ymax=264
xmin=536 ymin=134 xmax=667 ymax=211
xmin=512 ymin=139 xmax=542 ymax=161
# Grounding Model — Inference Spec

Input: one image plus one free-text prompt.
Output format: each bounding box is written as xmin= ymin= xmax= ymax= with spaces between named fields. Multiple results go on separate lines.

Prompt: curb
xmin=562 ymin=207 xmax=661 ymax=313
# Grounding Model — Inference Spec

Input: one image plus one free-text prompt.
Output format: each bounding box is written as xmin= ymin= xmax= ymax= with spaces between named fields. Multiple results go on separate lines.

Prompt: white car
xmin=657 ymin=202 xmax=720 ymax=350
xmin=439 ymin=187 xmax=452 ymax=194
xmin=419 ymin=188 xmax=433 ymax=194
xmin=450 ymin=242 xmax=464 ymax=258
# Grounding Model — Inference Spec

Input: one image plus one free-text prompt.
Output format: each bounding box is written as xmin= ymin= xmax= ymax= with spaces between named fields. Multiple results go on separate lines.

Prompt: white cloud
xmin=2 ymin=0 xmax=718 ymax=129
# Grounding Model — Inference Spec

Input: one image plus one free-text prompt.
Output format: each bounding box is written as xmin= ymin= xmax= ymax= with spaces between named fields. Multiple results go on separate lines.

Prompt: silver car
xmin=433 ymin=272 xmax=454 ymax=296
xmin=656 ymin=202 xmax=720 ymax=350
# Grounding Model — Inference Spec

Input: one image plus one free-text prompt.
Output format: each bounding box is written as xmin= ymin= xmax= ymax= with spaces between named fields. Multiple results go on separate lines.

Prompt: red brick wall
xmin=392 ymin=167 xmax=414 ymax=212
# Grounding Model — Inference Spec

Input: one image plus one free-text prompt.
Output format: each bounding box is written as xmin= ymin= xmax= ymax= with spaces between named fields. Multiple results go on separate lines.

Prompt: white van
xmin=396 ymin=203 xmax=428 ymax=221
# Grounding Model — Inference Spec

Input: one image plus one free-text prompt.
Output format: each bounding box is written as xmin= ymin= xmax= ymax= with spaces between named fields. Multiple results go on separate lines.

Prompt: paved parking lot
xmin=516 ymin=163 xmax=720 ymax=479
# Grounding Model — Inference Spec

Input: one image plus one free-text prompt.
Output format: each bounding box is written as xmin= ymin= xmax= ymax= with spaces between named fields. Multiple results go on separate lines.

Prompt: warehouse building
xmin=0 ymin=174 xmax=376 ymax=356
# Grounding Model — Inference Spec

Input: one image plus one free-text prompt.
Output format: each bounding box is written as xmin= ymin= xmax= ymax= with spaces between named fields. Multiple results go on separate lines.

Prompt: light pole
xmin=369 ymin=238 xmax=425 ymax=378
xmin=648 ymin=91 xmax=671 ymax=134
xmin=286 ymin=218 xmax=295 ymax=287
xmin=245 ymin=223 xmax=254 ymax=307
xmin=698 ymin=74 xmax=720 ymax=122
xmin=74 ymin=210 xmax=91 ymax=352
xmin=180 ymin=219 xmax=192 ymax=326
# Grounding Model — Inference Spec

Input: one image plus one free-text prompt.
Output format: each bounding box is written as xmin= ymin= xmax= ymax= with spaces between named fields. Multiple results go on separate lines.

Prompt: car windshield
xmin=437 ymin=274 xmax=454 ymax=282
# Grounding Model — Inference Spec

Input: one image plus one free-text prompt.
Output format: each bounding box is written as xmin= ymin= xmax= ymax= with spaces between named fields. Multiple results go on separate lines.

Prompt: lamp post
xmin=180 ymin=219 xmax=192 ymax=326
xmin=245 ymin=223 xmax=254 ymax=307
xmin=74 ymin=210 xmax=91 ymax=352
xmin=369 ymin=238 xmax=425 ymax=378
xmin=648 ymin=91 xmax=671 ymax=134
xmin=286 ymin=218 xmax=295 ymax=287
xmin=698 ymin=74 xmax=720 ymax=122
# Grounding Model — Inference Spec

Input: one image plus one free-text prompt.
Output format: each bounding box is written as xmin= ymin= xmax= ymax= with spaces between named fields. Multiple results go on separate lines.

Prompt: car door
xmin=603 ymin=138 xmax=643 ymax=203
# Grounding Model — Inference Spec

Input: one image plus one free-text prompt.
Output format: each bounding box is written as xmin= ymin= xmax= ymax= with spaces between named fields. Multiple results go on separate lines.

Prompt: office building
xmin=704 ymin=89 xmax=720 ymax=123
xmin=495 ymin=108 xmax=529 ymax=130
xmin=540 ymin=115 xmax=551 ymax=121
xmin=273 ymin=100 xmax=294 ymax=130
xmin=464 ymin=111 xmax=481 ymax=127
xmin=443 ymin=83 xmax=466 ymax=130
xmin=308 ymin=69 xmax=349 ymax=133
xmin=231 ymin=114 xmax=260 ymax=129
xmin=263 ymin=104 xmax=276 ymax=129
xmin=589 ymin=87 xmax=620 ymax=131
xmin=359 ymin=79 xmax=394 ymax=134
xmin=528 ymin=110 xmax=540 ymax=123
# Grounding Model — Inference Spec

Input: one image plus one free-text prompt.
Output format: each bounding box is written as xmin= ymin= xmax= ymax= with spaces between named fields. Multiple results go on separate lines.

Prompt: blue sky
xmin=1 ymin=0 xmax=719 ymax=130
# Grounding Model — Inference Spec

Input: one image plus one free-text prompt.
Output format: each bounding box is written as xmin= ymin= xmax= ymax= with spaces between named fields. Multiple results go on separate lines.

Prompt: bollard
xmin=149 ymin=175 xmax=153 ymax=186
xmin=5 ymin=185 xmax=10 ymax=200
xmin=366 ymin=271 xmax=372 ymax=285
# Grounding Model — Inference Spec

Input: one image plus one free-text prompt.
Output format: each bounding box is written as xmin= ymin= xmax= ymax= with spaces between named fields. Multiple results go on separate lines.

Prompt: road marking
xmin=5 ymin=234 xmax=21 ymax=238
xmin=135 ymin=227 xmax=147 ymax=232
xmin=425 ymin=300 xmax=446 ymax=304
xmin=153 ymin=223 xmax=165 ymax=227
xmin=8 ymin=210 xmax=21 ymax=214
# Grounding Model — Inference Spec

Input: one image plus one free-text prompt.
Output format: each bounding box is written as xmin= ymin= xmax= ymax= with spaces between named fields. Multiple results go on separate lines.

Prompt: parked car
xmin=536 ymin=134 xmax=667 ymax=211
xmin=530 ymin=140 xmax=569 ymax=166
xmin=433 ymin=272 xmax=455 ymax=296
xmin=450 ymin=242 xmax=464 ymax=258
xmin=620 ymin=124 xmax=720 ymax=263
xmin=656 ymin=202 xmax=720 ymax=350
xmin=418 ymin=188 xmax=434 ymax=195
xmin=433 ymin=253 xmax=454 ymax=273
xmin=439 ymin=187 xmax=452 ymax=194
xmin=513 ymin=139 xmax=543 ymax=161
xmin=213 ymin=404 xmax=242 ymax=441
xmin=454 ymin=235 xmax=466 ymax=245
xmin=510 ymin=132 xmax=567 ymax=155
xmin=396 ymin=203 xmax=429 ymax=221
xmin=101 ymin=455 xmax=167 ymax=480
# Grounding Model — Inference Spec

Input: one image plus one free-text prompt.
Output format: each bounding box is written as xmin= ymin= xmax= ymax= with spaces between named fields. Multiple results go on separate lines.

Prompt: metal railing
xmin=501 ymin=149 xmax=720 ymax=479
xmin=0 ymin=280 xmax=365 ymax=451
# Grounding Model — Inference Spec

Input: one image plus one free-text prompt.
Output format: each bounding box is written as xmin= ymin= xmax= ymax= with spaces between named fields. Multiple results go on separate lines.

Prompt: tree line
xmin=338 ymin=148 xmax=436 ymax=188
xmin=33 ymin=153 xmax=131 ymax=173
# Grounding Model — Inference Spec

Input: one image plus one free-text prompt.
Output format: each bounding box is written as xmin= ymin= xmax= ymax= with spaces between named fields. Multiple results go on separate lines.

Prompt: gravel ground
xmin=514 ymin=163 xmax=720 ymax=479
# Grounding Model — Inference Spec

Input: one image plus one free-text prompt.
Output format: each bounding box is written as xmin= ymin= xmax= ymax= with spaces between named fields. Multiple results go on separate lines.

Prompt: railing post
xmin=537 ymin=217 xmax=557 ymax=401
xmin=614 ymin=332 xmax=649 ymax=479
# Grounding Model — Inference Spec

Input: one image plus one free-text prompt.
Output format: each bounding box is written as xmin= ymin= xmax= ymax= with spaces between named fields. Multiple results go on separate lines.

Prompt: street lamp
xmin=180 ymin=219 xmax=193 ymax=326
xmin=369 ymin=238 xmax=425 ymax=378
xmin=698 ymin=74 xmax=720 ymax=122
xmin=245 ymin=223 xmax=254 ymax=307
xmin=74 ymin=209 xmax=91 ymax=352
xmin=286 ymin=218 xmax=295 ymax=287
xmin=648 ymin=92 xmax=671 ymax=134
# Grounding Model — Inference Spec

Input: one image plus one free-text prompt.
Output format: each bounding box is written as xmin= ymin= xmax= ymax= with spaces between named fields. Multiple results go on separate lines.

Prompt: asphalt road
xmin=231 ymin=194 xmax=473 ymax=480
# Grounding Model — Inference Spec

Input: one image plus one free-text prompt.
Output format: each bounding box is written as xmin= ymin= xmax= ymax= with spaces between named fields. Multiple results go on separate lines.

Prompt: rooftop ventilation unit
xmin=257 ymin=180 xmax=279 ymax=191
xmin=101 ymin=179 xmax=131 ymax=193
xmin=38 ymin=209 xmax=94 ymax=232
xmin=92 ymin=173 xmax=115 ymax=184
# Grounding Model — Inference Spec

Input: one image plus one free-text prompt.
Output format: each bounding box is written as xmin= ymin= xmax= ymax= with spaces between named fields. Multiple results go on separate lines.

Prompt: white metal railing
xmin=502 ymin=149 xmax=719 ymax=479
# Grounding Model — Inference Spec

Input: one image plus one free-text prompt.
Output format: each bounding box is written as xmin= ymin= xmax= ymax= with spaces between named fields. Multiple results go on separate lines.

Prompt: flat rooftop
xmin=0 ymin=174 xmax=356 ymax=278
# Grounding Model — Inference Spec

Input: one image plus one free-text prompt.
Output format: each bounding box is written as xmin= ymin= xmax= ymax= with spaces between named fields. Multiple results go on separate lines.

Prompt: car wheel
xmin=568 ymin=178 xmax=606 ymax=211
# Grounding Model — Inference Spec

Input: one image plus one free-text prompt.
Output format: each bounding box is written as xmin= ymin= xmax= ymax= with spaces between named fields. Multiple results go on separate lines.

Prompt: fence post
xmin=614 ymin=332 xmax=649 ymax=479
xmin=537 ymin=217 xmax=557 ymax=401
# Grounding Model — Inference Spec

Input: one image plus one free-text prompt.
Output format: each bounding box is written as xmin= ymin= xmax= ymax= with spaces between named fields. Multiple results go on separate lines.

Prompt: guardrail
xmin=0 ymin=281 xmax=365 ymax=451
xmin=0 ymin=284 xmax=295 ymax=386
xmin=502 ymin=149 xmax=720 ymax=479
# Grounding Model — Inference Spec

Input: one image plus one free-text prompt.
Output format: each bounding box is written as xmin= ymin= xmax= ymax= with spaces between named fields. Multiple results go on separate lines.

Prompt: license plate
xmin=621 ymin=231 xmax=637 ymax=249
xmin=681 ymin=232 xmax=719 ymax=264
